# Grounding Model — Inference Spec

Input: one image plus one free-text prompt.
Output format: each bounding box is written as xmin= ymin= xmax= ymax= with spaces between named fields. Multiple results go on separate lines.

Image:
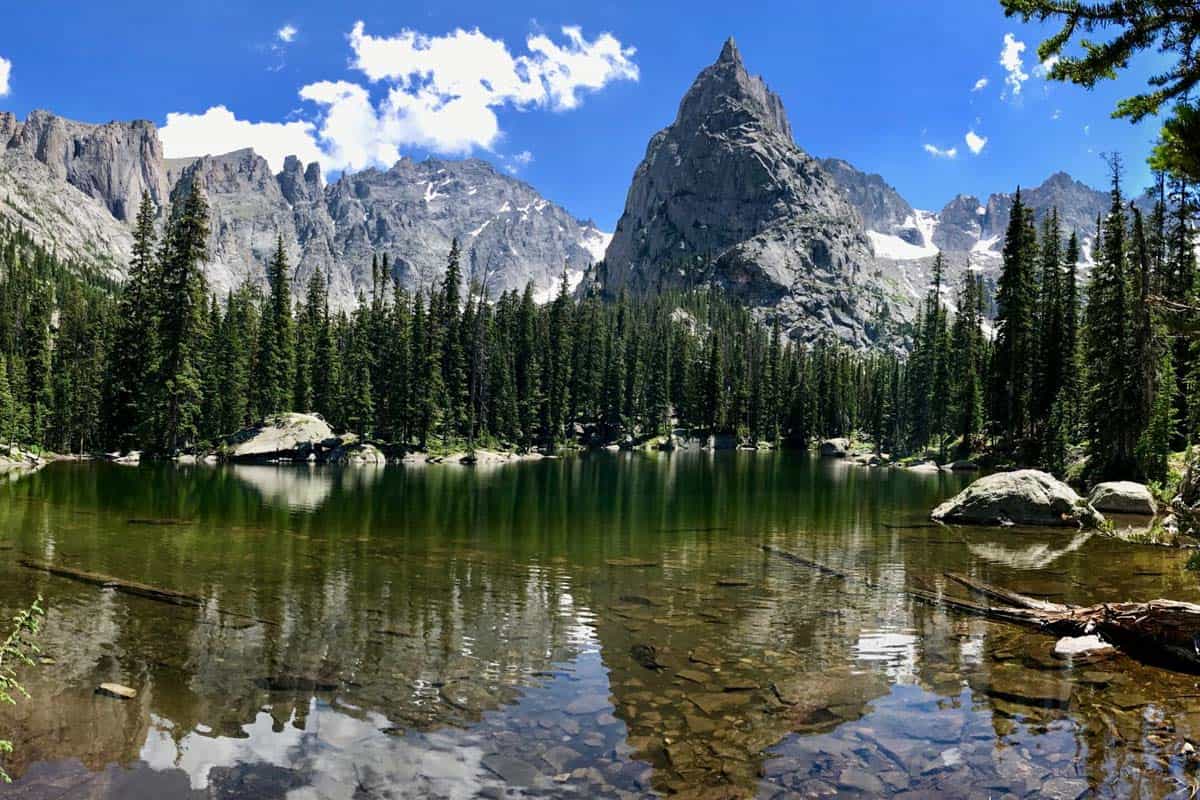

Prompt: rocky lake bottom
xmin=0 ymin=452 xmax=1198 ymax=798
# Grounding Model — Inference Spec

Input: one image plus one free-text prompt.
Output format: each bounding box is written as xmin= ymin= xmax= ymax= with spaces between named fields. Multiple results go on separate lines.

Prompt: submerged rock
xmin=222 ymin=413 xmax=336 ymax=463
xmin=96 ymin=683 xmax=137 ymax=700
xmin=1088 ymin=481 xmax=1156 ymax=516
xmin=1053 ymin=635 xmax=1114 ymax=658
xmin=931 ymin=469 xmax=1104 ymax=527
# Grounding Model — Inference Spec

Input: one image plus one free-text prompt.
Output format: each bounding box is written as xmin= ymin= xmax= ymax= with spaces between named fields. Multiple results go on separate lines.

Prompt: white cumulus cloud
xmin=277 ymin=24 xmax=298 ymax=43
xmin=923 ymin=143 xmax=958 ymax=159
xmin=971 ymin=76 xmax=988 ymax=92
xmin=512 ymin=150 xmax=534 ymax=166
xmin=162 ymin=22 xmax=637 ymax=174
xmin=965 ymin=130 xmax=987 ymax=155
xmin=1033 ymin=54 xmax=1059 ymax=78
xmin=160 ymin=106 xmax=324 ymax=171
xmin=1000 ymin=33 xmax=1028 ymax=96
xmin=0 ymin=56 xmax=11 ymax=97
xmin=345 ymin=21 xmax=638 ymax=151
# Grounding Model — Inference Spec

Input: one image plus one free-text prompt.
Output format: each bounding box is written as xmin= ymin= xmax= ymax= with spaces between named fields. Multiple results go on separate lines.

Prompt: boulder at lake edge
xmin=1088 ymin=481 xmax=1156 ymax=516
xmin=931 ymin=469 xmax=1104 ymax=528
xmin=221 ymin=413 xmax=336 ymax=463
xmin=327 ymin=441 xmax=386 ymax=466
xmin=819 ymin=438 xmax=850 ymax=458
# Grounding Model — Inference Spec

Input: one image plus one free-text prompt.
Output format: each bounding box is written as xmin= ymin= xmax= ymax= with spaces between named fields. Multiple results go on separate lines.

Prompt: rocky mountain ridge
xmin=820 ymin=159 xmax=1118 ymax=313
xmin=0 ymin=41 xmax=1143 ymax=345
xmin=0 ymin=110 xmax=608 ymax=305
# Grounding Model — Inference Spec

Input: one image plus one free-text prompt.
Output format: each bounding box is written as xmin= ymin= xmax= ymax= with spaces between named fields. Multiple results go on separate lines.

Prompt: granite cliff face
xmin=3 ymin=109 xmax=167 ymax=220
xmin=597 ymin=40 xmax=895 ymax=346
xmin=0 ymin=110 xmax=609 ymax=306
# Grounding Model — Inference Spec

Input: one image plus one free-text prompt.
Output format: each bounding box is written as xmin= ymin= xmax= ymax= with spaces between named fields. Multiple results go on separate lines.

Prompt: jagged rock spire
xmin=600 ymin=38 xmax=882 ymax=348
xmin=718 ymin=37 xmax=741 ymax=65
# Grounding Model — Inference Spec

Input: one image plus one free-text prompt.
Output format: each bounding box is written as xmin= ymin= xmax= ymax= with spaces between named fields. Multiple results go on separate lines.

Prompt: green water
xmin=0 ymin=453 xmax=1196 ymax=798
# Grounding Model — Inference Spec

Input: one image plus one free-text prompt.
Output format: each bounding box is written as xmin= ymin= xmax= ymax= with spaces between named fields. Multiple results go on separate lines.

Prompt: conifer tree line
xmin=0 ymin=169 xmax=1196 ymax=482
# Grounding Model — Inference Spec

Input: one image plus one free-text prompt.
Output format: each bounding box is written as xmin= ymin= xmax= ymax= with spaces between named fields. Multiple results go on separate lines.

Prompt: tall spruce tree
xmin=990 ymin=188 xmax=1038 ymax=450
xmin=1084 ymin=156 xmax=1138 ymax=479
xmin=104 ymin=192 xmax=159 ymax=450
xmin=153 ymin=180 xmax=211 ymax=454
xmin=256 ymin=236 xmax=296 ymax=415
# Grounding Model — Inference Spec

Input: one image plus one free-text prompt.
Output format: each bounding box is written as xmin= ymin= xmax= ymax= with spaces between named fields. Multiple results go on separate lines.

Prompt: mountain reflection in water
xmin=0 ymin=453 xmax=1197 ymax=798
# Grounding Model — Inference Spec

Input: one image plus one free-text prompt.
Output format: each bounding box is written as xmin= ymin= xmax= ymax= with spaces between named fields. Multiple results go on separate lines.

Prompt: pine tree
xmin=951 ymin=270 xmax=985 ymax=456
xmin=439 ymin=241 xmax=466 ymax=440
xmin=256 ymin=235 xmax=296 ymax=416
xmin=1034 ymin=209 xmax=1065 ymax=426
xmin=153 ymin=180 xmax=211 ymax=454
xmin=0 ymin=353 xmax=12 ymax=447
xmin=990 ymin=188 xmax=1038 ymax=450
xmin=104 ymin=192 xmax=159 ymax=450
xmin=1084 ymin=155 xmax=1138 ymax=479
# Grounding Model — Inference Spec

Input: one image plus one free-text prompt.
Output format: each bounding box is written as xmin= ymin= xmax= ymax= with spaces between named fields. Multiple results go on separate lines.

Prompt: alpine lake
xmin=1 ymin=451 xmax=1198 ymax=799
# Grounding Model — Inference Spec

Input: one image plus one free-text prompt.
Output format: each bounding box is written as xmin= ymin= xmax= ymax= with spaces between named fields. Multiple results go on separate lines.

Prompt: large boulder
xmin=1088 ymin=481 xmax=1157 ymax=516
xmin=931 ymin=469 xmax=1104 ymax=528
xmin=327 ymin=441 xmax=386 ymax=466
xmin=819 ymin=438 xmax=850 ymax=458
xmin=222 ymin=413 xmax=336 ymax=463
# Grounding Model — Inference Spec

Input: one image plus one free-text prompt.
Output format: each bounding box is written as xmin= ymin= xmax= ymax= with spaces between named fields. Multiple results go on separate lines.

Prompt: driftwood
xmin=19 ymin=559 xmax=277 ymax=627
xmin=762 ymin=545 xmax=1200 ymax=674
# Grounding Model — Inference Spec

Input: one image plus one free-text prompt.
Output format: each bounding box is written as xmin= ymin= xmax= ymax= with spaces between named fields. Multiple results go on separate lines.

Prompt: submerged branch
xmin=763 ymin=545 xmax=1200 ymax=674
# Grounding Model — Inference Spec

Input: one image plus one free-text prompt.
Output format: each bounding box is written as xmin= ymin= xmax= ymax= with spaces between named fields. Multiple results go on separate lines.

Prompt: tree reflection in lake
xmin=0 ymin=453 xmax=1196 ymax=798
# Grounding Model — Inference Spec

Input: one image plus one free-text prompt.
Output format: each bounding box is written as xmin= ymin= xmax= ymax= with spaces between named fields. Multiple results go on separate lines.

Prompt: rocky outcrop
xmin=220 ymin=413 xmax=336 ymax=463
xmin=931 ymin=469 xmax=1104 ymax=527
xmin=1088 ymin=481 xmax=1157 ymax=516
xmin=6 ymin=109 xmax=167 ymax=220
xmin=596 ymin=39 xmax=894 ymax=347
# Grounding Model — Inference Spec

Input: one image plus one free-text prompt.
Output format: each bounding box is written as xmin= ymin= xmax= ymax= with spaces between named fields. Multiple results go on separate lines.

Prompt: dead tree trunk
xmin=763 ymin=545 xmax=1200 ymax=674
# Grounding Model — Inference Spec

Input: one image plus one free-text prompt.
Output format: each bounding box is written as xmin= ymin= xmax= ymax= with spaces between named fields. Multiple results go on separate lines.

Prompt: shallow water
xmin=0 ymin=453 xmax=1197 ymax=798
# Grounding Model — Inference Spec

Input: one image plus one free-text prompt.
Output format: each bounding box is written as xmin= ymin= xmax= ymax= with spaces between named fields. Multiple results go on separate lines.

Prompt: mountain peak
xmin=676 ymin=39 xmax=794 ymax=142
xmin=717 ymin=37 xmax=741 ymax=66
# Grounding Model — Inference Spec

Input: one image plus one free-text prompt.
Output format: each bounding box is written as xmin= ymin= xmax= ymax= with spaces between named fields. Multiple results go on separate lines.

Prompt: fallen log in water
xmin=19 ymin=559 xmax=277 ymax=627
xmin=762 ymin=544 xmax=1200 ymax=674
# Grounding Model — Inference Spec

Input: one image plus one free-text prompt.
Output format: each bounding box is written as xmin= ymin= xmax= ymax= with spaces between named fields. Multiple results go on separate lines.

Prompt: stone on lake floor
xmin=481 ymin=753 xmax=541 ymax=786
xmin=1088 ymin=481 xmax=1157 ymax=515
xmin=983 ymin=673 xmax=1073 ymax=709
xmin=564 ymin=693 xmax=610 ymax=715
xmin=1040 ymin=776 xmax=1090 ymax=800
xmin=96 ymin=682 xmax=137 ymax=699
xmin=837 ymin=766 xmax=885 ymax=794
xmin=1053 ymin=635 xmax=1114 ymax=658
xmin=540 ymin=745 xmax=581 ymax=773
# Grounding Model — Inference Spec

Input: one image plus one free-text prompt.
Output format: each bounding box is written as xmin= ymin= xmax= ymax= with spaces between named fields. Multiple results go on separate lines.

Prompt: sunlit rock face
xmin=596 ymin=39 xmax=898 ymax=348
xmin=0 ymin=110 xmax=609 ymax=309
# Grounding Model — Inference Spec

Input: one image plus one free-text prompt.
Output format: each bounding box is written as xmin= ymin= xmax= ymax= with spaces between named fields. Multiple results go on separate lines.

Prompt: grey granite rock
xmin=596 ymin=38 xmax=895 ymax=347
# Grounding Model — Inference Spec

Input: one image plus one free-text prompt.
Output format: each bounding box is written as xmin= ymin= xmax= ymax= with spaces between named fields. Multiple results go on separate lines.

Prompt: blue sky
xmin=0 ymin=1 xmax=1167 ymax=227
